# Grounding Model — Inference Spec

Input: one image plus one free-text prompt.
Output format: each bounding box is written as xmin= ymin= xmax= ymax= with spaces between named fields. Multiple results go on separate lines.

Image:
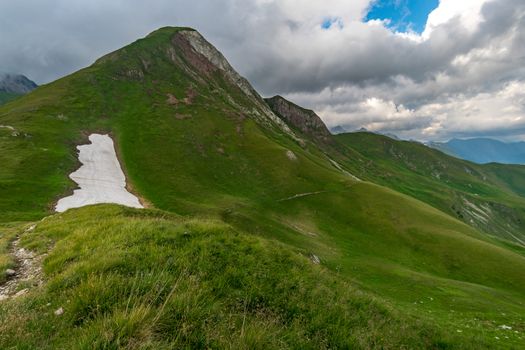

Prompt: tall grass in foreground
xmin=0 ymin=205 xmax=463 ymax=349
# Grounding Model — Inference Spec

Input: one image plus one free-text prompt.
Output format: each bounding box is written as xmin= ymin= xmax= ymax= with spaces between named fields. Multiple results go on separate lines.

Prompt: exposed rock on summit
xmin=265 ymin=95 xmax=332 ymax=144
xmin=175 ymin=30 xmax=293 ymax=135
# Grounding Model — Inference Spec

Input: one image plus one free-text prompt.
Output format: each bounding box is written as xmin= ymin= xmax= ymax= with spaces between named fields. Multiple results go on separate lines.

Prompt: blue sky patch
xmin=321 ymin=17 xmax=344 ymax=30
xmin=365 ymin=0 xmax=439 ymax=33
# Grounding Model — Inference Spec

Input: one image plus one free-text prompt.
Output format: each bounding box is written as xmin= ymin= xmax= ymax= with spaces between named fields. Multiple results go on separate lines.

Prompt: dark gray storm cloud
xmin=1 ymin=0 xmax=524 ymax=141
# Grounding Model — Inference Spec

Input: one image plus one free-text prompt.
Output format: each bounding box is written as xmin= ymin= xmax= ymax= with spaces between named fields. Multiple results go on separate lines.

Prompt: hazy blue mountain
xmin=0 ymin=73 xmax=38 ymax=105
xmin=429 ymin=138 xmax=525 ymax=164
xmin=330 ymin=125 xmax=347 ymax=134
xmin=0 ymin=73 xmax=37 ymax=94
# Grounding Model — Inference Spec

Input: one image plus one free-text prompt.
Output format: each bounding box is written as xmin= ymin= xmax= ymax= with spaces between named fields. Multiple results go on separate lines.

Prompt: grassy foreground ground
xmin=0 ymin=223 xmax=20 ymax=284
xmin=0 ymin=205 xmax=460 ymax=349
xmin=0 ymin=201 xmax=523 ymax=348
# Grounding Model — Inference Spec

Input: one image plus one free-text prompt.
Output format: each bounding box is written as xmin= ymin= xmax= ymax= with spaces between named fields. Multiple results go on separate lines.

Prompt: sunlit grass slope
xmin=336 ymin=132 xmax=525 ymax=244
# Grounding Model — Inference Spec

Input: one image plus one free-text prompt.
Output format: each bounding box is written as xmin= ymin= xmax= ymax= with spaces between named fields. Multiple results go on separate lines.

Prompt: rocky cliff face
xmin=0 ymin=74 xmax=37 ymax=94
xmin=265 ymin=95 xmax=332 ymax=143
xmin=177 ymin=31 xmax=293 ymax=135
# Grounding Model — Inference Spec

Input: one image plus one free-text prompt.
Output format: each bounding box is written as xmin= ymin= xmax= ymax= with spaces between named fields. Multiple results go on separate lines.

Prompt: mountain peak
xmin=0 ymin=73 xmax=37 ymax=94
xmin=265 ymin=95 xmax=332 ymax=143
xmin=93 ymin=27 xmax=292 ymax=135
xmin=146 ymin=26 xmax=197 ymax=37
xmin=330 ymin=125 xmax=347 ymax=134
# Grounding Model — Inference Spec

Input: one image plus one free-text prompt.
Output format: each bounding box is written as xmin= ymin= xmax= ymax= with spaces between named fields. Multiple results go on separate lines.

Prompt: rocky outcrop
xmin=170 ymin=29 xmax=294 ymax=136
xmin=0 ymin=74 xmax=37 ymax=94
xmin=265 ymin=96 xmax=332 ymax=144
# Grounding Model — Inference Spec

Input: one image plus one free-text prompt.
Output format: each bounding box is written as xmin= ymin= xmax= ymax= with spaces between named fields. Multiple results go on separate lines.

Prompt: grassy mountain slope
xmin=334 ymin=132 xmax=525 ymax=245
xmin=0 ymin=92 xmax=20 ymax=105
xmin=1 ymin=27 xmax=525 ymax=348
xmin=263 ymin=95 xmax=525 ymax=245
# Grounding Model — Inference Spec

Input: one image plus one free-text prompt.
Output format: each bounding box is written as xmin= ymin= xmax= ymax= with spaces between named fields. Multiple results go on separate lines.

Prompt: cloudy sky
xmin=1 ymin=0 xmax=524 ymax=141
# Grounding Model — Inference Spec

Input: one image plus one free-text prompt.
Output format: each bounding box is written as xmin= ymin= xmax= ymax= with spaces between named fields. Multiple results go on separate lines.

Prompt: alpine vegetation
xmin=0 ymin=24 xmax=524 ymax=350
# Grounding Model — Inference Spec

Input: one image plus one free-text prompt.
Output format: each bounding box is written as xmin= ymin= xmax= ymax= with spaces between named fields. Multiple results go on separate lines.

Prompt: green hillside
xmin=1 ymin=27 xmax=524 ymax=348
xmin=335 ymin=132 xmax=525 ymax=245
xmin=0 ymin=91 xmax=20 ymax=105
xmin=0 ymin=205 xmax=457 ymax=349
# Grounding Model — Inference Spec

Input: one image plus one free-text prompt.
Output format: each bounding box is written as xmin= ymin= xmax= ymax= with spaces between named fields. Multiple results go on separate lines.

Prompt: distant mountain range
xmin=330 ymin=125 xmax=347 ymax=134
xmin=331 ymin=125 xmax=400 ymax=140
xmin=332 ymin=125 xmax=525 ymax=165
xmin=0 ymin=73 xmax=37 ymax=104
xmin=429 ymin=138 xmax=525 ymax=164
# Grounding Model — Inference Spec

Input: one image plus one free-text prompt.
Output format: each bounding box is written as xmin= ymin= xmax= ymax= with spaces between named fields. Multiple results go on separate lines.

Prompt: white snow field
xmin=55 ymin=134 xmax=143 ymax=212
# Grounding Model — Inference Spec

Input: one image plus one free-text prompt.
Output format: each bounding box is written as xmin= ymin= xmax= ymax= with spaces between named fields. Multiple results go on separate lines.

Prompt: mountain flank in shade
xmin=0 ymin=73 xmax=38 ymax=105
xmin=265 ymin=95 xmax=332 ymax=143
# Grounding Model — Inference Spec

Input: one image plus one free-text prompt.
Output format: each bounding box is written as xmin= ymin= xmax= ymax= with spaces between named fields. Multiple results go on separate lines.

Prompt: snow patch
xmin=55 ymin=134 xmax=143 ymax=212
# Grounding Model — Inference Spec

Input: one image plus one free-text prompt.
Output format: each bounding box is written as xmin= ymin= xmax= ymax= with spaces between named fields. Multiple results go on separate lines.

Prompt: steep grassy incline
xmin=0 ymin=92 xmax=20 ymax=105
xmin=1 ymin=27 xmax=525 ymax=348
xmin=264 ymin=95 xmax=525 ymax=245
xmin=335 ymin=132 xmax=525 ymax=245
xmin=0 ymin=27 xmax=342 ymax=223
